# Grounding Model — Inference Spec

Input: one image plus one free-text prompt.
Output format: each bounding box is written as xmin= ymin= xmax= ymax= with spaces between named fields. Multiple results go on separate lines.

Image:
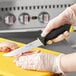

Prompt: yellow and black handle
xmin=39 ymin=24 xmax=72 ymax=45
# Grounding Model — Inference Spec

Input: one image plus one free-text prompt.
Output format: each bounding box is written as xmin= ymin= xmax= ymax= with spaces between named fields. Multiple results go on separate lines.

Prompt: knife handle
xmin=39 ymin=24 xmax=71 ymax=45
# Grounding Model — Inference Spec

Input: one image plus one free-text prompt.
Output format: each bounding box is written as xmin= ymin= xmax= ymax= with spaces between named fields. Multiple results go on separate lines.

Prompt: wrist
xmin=59 ymin=54 xmax=67 ymax=73
xmin=54 ymin=54 xmax=65 ymax=75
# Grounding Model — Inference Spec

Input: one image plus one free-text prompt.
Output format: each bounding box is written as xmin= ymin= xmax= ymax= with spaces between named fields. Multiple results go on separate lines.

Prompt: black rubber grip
xmin=39 ymin=24 xmax=71 ymax=45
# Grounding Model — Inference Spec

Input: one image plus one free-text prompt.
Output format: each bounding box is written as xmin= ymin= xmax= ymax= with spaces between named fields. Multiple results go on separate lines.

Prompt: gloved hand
xmin=14 ymin=51 xmax=64 ymax=75
xmin=41 ymin=4 xmax=76 ymax=44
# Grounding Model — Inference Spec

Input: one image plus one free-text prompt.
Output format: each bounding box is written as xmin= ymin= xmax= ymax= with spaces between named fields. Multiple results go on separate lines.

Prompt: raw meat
xmin=0 ymin=41 xmax=18 ymax=52
xmin=14 ymin=50 xmax=40 ymax=62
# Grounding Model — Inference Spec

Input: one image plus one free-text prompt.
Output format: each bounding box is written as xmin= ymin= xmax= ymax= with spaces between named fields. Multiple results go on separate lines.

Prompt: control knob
xmin=4 ymin=13 xmax=16 ymax=25
xmin=19 ymin=13 xmax=30 ymax=24
xmin=38 ymin=12 xmax=50 ymax=23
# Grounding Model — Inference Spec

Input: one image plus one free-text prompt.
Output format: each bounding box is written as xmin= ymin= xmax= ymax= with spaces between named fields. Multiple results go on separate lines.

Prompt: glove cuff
xmin=54 ymin=54 xmax=65 ymax=75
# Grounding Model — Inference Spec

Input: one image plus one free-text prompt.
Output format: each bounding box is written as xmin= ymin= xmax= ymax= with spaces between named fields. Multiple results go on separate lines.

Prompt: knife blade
xmin=3 ymin=39 xmax=43 ymax=56
xmin=3 ymin=24 xmax=71 ymax=56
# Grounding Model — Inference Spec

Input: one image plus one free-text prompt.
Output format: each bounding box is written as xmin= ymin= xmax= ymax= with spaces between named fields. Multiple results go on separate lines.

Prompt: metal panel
xmin=0 ymin=0 xmax=75 ymax=32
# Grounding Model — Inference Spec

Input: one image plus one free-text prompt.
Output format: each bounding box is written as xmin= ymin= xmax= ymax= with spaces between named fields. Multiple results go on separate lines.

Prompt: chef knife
xmin=3 ymin=24 xmax=71 ymax=56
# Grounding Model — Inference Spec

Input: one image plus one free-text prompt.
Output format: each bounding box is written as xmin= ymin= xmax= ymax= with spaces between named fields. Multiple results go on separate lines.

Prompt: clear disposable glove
xmin=41 ymin=4 xmax=76 ymax=44
xmin=14 ymin=51 xmax=64 ymax=74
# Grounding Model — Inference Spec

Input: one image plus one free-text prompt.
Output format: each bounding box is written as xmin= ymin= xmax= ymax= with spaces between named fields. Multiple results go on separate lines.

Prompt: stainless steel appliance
xmin=0 ymin=0 xmax=75 ymax=33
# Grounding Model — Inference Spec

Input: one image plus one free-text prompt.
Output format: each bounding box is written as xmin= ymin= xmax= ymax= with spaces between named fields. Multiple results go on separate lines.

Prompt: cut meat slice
xmin=0 ymin=41 xmax=18 ymax=52
xmin=14 ymin=50 xmax=41 ymax=62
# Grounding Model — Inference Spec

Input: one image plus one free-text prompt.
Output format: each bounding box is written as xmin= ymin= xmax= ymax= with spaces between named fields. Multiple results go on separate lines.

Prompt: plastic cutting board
xmin=0 ymin=38 xmax=61 ymax=76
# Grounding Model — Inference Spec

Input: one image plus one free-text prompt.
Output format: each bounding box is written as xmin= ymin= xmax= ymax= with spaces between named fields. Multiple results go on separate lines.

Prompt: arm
xmin=14 ymin=50 xmax=76 ymax=74
xmin=60 ymin=53 xmax=76 ymax=73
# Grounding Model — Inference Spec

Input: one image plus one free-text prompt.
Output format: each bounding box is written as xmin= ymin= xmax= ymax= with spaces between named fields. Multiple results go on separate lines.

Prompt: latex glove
xmin=41 ymin=5 xmax=76 ymax=44
xmin=15 ymin=52 xmax=64 ymax=74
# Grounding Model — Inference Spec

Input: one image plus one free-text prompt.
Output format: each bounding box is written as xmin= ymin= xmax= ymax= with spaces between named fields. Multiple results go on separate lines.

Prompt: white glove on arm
xmin=14 ymin=52 xmax=64 ymax=75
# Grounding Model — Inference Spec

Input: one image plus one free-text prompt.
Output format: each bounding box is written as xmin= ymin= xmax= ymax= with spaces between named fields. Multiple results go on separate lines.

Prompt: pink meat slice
xmin=0 ymin=41 xmax=18 ymax=52
xmin=14 ymin=50 xmax=41 ymax=62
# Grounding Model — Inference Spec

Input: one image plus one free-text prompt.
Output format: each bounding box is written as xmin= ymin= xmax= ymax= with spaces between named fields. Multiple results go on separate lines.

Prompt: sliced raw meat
xmin=14 ymin=50 xmax=40 ymax=62
xmin=0 ymin=41 xmax=18 ymax=52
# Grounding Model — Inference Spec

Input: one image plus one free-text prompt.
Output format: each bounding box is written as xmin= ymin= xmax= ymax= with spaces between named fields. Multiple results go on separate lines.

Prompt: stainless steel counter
xmin=0 ymin=31 xmax=76 ymax=76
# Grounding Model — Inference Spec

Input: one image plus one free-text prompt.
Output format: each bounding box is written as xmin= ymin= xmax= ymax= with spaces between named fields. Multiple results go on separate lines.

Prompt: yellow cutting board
xmin=0 ymin=38 xmax=61 ymax=76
